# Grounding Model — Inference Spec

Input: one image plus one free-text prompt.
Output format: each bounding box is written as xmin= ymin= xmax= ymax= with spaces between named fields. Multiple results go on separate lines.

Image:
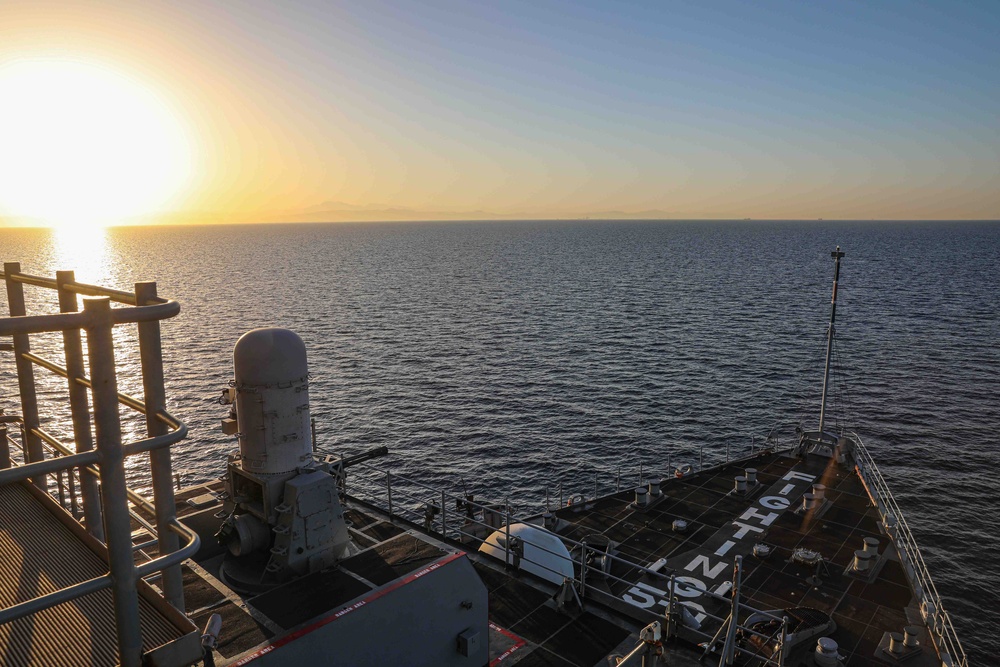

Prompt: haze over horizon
xmin=1 ymin=1 xmax=998 ymax=228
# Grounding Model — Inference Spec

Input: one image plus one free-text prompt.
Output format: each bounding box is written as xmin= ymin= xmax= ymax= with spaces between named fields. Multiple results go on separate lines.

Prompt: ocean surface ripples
xmin=1 ymin=220 xmax=997 ymax=662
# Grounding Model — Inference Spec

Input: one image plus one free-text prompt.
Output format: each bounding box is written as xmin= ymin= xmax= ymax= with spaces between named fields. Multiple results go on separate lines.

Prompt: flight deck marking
xmin=714 ymin=540 xmax=735 ymax=556
xmin=622 ymin=466 xmax=817 ymax=624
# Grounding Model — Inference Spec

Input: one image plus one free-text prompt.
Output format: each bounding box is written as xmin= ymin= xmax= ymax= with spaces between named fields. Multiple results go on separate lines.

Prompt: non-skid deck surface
xmin=247 ymin=531 xmax=447 ymax=632
xmin=475 ymin=562 xmax=630 ymax=667
xmin=250 ymin=568 xmax=372 ymax=630
xmin=0 ymin=482 xmax=184 ymax=666
xmin=340 ymin=532 xmax=446 ymax=586
xmin=191 ymin=600 xmax=274 ymax=659
xmin=550 ymin=452 xmax=939 ymax=666
xmin=736 ymin=458 xmax=931 ymax=666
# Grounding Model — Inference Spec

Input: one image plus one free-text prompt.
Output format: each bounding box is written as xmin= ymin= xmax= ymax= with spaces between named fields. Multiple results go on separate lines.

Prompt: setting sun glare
xmin=0 ymin=58 xmax=192 ymax=229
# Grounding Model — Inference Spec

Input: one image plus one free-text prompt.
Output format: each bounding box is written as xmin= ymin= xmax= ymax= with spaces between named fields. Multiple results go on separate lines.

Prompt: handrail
xmin=0 ymin=449 xmax=100 ymax=485
xmin=0 ymin=574 xmax=113 ymax=626
xmin=0 ymin=301 xmax=180 ymax=335
xmin=1 ymin=266 xmax=189 ymax=667
xmin=0 ymin=519 xmax=199 ymax=626
xmin=848 ymin=431 xmax=967 ymax=667
xmin=7 ymin=417 xmax=179 ymax=520
xmin=0 ymin=420 xmax=186 ymax=486
xmin=0 ymin=269 xmax=147 ymax=305
xmin=350 ymin=443 xmax=772 ymax=520
xmin=135 ymin=520 xmax=200 ymax=577
xmin=22 ymin=351 xmax=146 ymax=416
xmin=348 ymin=463 xmax=787 ymax=665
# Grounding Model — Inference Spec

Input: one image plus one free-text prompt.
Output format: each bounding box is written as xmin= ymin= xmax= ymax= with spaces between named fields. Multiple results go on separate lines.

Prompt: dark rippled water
xmin=2 ymin=220 xmax=997 ymax=661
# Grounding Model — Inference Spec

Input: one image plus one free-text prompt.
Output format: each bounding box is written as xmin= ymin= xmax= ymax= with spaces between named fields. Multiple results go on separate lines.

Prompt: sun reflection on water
xmin=35 ymin=223 xmax=153 ymax=488
xmin=50 ymin=224 xmax=112 ymax=285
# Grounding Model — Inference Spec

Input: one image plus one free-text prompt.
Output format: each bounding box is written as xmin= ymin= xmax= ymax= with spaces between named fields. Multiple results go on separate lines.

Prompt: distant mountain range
xmin=281 ymin=200 xmax=689 ymax=223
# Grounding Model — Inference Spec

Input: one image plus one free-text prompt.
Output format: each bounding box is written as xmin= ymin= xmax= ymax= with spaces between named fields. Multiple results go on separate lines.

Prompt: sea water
xmin=2 ymin=219 xmax=997 ymax=660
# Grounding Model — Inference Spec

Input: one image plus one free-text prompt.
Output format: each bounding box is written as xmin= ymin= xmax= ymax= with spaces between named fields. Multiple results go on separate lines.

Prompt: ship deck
xmin=159 ymin=447 xmax=944 ymax=666
xmin=162 ymin=481 xmax=637 ymax=667
xmin=0 ymin=452 xmax=944 ymax=667
xmin=540 ymin=450 xmax=938 ymax=666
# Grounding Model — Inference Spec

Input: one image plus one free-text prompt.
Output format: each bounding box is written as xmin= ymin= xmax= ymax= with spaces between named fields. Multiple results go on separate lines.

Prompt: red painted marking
xmin=233 ymin=552 xmax=466 ymax=665
xmin=489 ymin=622 xmax=527 ymax=666
xmin=489 ymin=621 xmax=524 ymax=643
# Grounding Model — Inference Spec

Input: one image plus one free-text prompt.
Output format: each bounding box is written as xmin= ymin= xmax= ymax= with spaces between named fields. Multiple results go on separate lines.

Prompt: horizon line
xmin=2 ymin=217 xmax=999 ymax=230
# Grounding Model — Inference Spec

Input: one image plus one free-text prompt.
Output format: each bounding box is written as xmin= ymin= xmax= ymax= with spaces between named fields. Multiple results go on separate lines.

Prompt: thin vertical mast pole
xmin=818 ymin=247 xmax=845 ymax=435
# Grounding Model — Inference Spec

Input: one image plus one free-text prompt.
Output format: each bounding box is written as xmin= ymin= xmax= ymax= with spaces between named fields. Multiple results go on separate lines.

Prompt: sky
xmin=0 ymin=0 xmax=998 ymax=227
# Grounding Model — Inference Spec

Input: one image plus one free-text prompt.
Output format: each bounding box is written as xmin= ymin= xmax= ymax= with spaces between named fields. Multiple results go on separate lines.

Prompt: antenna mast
xmin=818 ymin=247 xmax=845 ymax=435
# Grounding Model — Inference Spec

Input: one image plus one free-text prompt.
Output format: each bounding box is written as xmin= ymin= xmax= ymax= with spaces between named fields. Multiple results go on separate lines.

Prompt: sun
xmin=0 ymin=58 xmax=191 ymax=229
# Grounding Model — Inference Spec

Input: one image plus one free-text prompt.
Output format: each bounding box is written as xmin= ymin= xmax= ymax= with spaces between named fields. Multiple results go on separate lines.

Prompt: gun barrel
xmin=341 ymin=445 xmax=389 ymax=468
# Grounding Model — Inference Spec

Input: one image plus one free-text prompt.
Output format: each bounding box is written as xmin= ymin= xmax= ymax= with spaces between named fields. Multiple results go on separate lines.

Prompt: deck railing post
xmin=342 ymin=457 xmax=348 ymax=497
xmin=777 ymin=615 xmax=789 ymax=667
xmin=666 ymin=575 xmax=676 ymax=638
xmin=441 ymin=489 xmax=448 ymax=537
xmin=57 ymin=270 xmax=104 ymax=539
xmin=386 ymin=470 xmax=393 ymax=518
xmin=67 ymin=465 xmax=79 ymax=518
xmin=722 ymin=556 xmax=742 ymax=664
xmin=4 ymin=262 xmax=46 ymax=490
xmin=56 ymin=464 xmax=67 ymax=507
xmin=0 ymin=423 xmax=8 ymax=469
xmin=135 ymin=282 xmax=183 ymax=611
xmin=504 ymin=498 xmax=511 ymax=568
xmin=84 ymin=296 xmax=142 ymax=667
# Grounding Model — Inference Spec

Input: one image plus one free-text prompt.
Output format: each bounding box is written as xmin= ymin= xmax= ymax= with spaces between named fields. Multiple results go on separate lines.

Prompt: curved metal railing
xmin=848 ymin=431 xmax=967 ymax=667
xmin=0 ymin=264 xmax=198 ymax=667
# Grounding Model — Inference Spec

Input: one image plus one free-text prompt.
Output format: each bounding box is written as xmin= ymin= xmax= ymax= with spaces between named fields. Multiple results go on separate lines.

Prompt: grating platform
xmin=0 ymin=481 xmax=196 ymax=666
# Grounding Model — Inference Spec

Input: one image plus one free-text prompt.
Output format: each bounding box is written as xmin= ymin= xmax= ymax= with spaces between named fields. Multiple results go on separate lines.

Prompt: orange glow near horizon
xmin=0 ymin=3 xmax=996 ymax=227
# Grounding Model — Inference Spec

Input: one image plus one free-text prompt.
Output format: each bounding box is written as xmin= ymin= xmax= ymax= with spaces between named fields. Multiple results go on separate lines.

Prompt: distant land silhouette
xmin=281 ymin=200 xmax=692 ymax=223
